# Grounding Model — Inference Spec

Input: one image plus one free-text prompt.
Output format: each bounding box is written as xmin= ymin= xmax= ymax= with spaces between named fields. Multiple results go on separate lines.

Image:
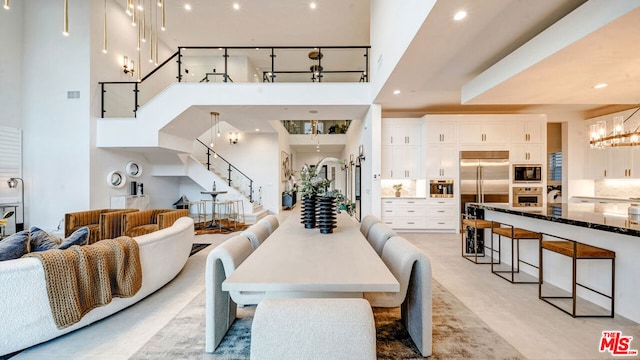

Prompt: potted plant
xmin=299 ymin=157 xmax=342 ymax=230
xmin=393 ymin=183 xmax=403 ymax=197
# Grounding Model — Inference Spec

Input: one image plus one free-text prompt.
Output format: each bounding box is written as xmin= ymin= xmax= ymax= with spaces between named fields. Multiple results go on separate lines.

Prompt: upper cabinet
xmin=509 ymin=119 xmax=546 ymax=144
xmin=458 ymin=120 xmax=508 ymax=146
xmin=382 ymin=119 xmax=424 ymax=146
xmin=425 ymin=120 xmax=457 ymax=144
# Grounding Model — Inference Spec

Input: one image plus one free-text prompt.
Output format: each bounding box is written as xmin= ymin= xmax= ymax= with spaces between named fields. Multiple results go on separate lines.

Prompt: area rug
xmin=189 ymin=243 xmax=211 ymax=257
xmin=130 ymin=280 xmax=524 ymax=359
xmin=194 ymin=220 xmax=249 ymax=235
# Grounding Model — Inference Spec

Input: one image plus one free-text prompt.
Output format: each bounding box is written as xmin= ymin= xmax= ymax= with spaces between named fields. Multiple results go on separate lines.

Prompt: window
xmin=549 ymin=152 xmax=562 ymax=181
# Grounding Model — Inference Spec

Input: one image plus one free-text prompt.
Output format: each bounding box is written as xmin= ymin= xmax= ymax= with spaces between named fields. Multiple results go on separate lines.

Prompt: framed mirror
xmin=125 ymin=161 xmax=142 ymax=177
xmin=107 ymin=170 xmax=126 ymax=188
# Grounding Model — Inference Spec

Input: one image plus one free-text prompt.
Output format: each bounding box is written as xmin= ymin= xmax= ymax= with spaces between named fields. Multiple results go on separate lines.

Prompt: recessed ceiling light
xmin=255 ymin=128 xmax=260 ymax=132
xmin=310 ymin=2 xmax=317 ymax=10
xmin=453 ymin=10 xmax=467 ymax=21
xmin=393 ymin=90 xmax=401 ymax=95
xmin=309 ymin=110 xmax=318 ymax=114
xmin=184 ymin=4 xmax=191 ymax=11
xmin=594 ymin=83 xmax=608 ymax=89
xmin=233 ymin=3 xmax=240 ymax=10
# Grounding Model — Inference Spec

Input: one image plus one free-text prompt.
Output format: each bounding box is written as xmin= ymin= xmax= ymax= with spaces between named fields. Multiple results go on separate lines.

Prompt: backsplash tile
xmin=595 ymin=179 xmax=640 ymax=199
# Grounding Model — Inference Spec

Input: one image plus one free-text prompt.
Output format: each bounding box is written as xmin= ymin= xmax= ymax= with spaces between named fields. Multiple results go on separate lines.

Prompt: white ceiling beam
xmin=461 ymin=0 xmax=640 ymax=104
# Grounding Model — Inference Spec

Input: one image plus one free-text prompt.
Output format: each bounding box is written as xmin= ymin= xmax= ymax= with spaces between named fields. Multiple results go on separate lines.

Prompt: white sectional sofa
xmin=0 ymin=217 xmax=195 ymax=356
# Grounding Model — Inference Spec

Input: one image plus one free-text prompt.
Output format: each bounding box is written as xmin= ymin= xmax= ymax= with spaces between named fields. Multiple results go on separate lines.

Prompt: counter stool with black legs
xmin=491 ymin=222 xmax=541 ymax=284
xmin=539 ymin=233 xmax=615 ymax=318
xmin=461 ymin=213 xmax=500 ymax=264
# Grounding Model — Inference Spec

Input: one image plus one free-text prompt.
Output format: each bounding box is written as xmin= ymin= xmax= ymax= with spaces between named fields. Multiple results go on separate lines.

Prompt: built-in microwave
xmin=513 ymin=164 xmax=542 ymax=183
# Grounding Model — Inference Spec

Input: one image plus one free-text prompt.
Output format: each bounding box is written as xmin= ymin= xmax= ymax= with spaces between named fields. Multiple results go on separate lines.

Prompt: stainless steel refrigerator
xmin=460 ymin=150 xmax=510 ymax=255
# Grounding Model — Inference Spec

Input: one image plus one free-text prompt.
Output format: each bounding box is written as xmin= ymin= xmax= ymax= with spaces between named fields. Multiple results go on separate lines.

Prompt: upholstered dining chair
xmin=360 ymin=215 xmax=381 ymax=239
xmin=241 ymin=223 xmax=271 ymax=250
xmin=205 ymin=234 xmax=264 ymax=353
xmin=258 ymin=214 xmax=279 ymax=235
xmin=364 ymin=235 xmax=433 ymax=357
xmin=366 ymin=222 xmax=397 ymax=255
xmin=0 ymin=210 xmax=15 ymax=239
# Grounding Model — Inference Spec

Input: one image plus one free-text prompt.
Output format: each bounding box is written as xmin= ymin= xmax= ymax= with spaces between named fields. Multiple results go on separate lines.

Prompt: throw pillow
xmin=58 ymin=227 xmax=90 ymax=250
xmin=0 ymin=230 xmax=30 ymax=261
xmin=29 ymin=226 xmax=62 ymax=252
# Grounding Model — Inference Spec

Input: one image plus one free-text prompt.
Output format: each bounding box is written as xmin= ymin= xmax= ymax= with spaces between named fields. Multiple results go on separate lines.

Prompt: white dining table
xmin=222 ymin=212 xmax=399 ymax=298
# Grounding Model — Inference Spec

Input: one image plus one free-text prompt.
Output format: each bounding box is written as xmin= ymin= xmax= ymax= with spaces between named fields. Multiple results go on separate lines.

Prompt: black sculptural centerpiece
xmin=301 ymin=194 xmax=317 ymax=229
xmin=316 ymin=196 xmax=337 ymax=234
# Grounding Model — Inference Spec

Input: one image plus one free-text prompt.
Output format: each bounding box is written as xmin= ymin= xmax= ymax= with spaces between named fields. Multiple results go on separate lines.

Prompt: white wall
xmin=0 ymin=2 xmax=23 ymax=129
xmin=369 ymin=0 xmax=436 ymax=98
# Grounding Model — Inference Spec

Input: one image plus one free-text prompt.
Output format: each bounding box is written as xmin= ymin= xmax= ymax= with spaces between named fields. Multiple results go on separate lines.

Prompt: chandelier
xmin=590 ymin=108 xmax=640 ymax=148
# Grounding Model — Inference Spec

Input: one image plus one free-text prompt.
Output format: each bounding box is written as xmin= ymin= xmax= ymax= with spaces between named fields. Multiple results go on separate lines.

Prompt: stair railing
xmin=196 ymin=139 xmax=253 ymax=203
xmin=99 ymin=45 xmax=370 ymax=118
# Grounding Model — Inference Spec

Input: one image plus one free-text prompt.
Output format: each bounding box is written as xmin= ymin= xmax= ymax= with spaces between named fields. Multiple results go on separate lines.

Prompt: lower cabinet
xmin=381 ymin=198 xmax=458 ymax=231
xmin=381 ymin=198 xmax=427 ymax=230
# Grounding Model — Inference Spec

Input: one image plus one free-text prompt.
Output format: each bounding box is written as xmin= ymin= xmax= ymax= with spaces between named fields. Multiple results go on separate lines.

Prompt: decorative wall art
xmin=281 ymin=151 xmax=292 ymax=181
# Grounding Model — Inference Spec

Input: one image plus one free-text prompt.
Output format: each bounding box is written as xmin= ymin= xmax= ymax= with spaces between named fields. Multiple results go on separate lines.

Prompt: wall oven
xmin=513 ymin=164 xmax=542 ymax=183
xmin=513 ymin=187 xmax=543 ymax=207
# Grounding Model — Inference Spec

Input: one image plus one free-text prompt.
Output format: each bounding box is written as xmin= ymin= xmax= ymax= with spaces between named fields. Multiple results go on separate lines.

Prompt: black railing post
xmin=206 ymin=148 xmax=211 ymax=170
xmin=177 ymin=47 xmax=183 ymax=82
xmin=270 ymin=48 xmax=276 ymax=83
xmin=227 ymin=164 xmax=232 ymax=187
xmin=133 ymin=82 xmax=139 ymax=118
xmin=224 ymin=48 xmax=229 ymax=83
xmin=101 ymin=83 xmax=105 ymax=118
xmin=364 ymin=48 xmax=369 ymax=82
xmin=318 ymin=47 xmax=322 ymax=82
xmin=249 ymin=181 xmax=253 ymax=203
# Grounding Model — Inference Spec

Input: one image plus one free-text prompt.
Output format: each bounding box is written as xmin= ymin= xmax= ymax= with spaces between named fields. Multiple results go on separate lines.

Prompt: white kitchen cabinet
xmin=425 ymin=197 xmax=458 ymax=231
xmin=425 ymin=120 xmax=457 ymax=144
xmin=426 ymin=145 xmax=459 ymax=178
xmin=382 ymin=119 xmax=423 ymax=146
xmin=509 ymin=120 xmax=545 ymax=143
xmin=381 ymin=198 xmax=427 ymax=230
xmin=458 ymin=121 xmax=508 ymax=146
xmin=510 ymin=143 xmax=545 ymax=164
xmin=585 ymin=147 xmax=609 ymax=179
xmin=381 ymin=146 xmax=422 ymax=179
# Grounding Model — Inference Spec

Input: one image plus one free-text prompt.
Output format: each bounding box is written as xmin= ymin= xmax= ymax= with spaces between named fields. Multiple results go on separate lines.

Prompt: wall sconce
xmin=357 ymin=144 xmax=366 ymax=163
xmin=228 ymin=132 xmax=239 ymax=144
xmin=123 ymin=56 xmax=135 ymax=76
xmin=6 ymin=177 xmax=24 ymax=231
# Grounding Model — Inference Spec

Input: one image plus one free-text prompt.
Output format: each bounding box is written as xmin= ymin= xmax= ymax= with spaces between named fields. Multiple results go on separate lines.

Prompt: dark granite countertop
xmin=470 ymin=202 xmax=640 ymax=237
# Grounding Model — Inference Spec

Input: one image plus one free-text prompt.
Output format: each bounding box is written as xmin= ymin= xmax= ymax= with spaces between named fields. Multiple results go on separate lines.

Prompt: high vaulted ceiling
xmin=152 ymin=0 xmax=639 ymax=126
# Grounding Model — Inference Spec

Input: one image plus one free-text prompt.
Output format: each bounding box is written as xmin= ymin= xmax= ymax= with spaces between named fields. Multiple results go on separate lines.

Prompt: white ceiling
xmin=150 ymin=0 xmax=639 ymax=131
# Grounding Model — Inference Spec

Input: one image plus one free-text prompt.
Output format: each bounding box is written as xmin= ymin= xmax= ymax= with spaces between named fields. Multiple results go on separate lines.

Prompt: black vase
xmin=316 ymin=196 xmax=337 ymax=234
xmin=301 ymin=194 xmax=317 ymax=229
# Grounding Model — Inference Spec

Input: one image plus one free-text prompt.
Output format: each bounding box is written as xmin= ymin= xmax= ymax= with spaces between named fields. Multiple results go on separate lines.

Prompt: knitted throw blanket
xmin=26 ymin=236 xmax=142 ymax=329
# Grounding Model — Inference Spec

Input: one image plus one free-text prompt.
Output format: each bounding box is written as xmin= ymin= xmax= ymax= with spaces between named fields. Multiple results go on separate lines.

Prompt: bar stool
xmin=461 ymin=213 xmax=499 ymax=264
xmin=186 ymin=200 xmax=206 ymax=229
xmin=491 ymin=222 xmax=541 ymax=284
xmin=539 ymin=233 xmax=615 ymax=318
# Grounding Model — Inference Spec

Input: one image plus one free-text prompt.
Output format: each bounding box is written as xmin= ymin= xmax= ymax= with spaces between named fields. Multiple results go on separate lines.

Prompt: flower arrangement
xmin=393 ymin=183 xmax=403 ymax=197
xmin=299 ymin=157 xmax=342 ymax=198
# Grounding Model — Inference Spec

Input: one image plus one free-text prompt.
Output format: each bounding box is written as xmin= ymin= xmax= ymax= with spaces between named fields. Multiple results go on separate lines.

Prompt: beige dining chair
xmin=364 ymin=235 xmax=433 ymax=357
xmin=205 ymin=234 xmax=264 ymax=353
xmin=241 ymin=223 xmax=270 ymax=250
xmin=258 ymin=214 xmax=279 ymax=235
xmin=366 ymin=222 xmax=397 ymax=255
xmin=360 ymin=215 xmax=381 ymax=239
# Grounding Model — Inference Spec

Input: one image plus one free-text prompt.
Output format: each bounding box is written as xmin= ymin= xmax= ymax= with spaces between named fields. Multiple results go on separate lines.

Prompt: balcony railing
xmin=99 ymin=45 xmax=370 ymax=118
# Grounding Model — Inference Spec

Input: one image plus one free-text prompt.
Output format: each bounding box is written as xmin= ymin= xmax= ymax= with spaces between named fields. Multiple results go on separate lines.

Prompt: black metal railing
xmin=99 ymin=45 xmax=370 ymax=118
xmin=197 ymin=139 xmax=253 ymax=203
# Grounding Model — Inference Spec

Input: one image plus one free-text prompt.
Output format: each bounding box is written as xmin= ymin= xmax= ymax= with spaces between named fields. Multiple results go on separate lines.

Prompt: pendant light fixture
xmin=4 ymin=0 xmax=9 ymax=10
xmin=161 ymin=0 xmax=166 ymax=31
xmin=63 ymin=0 xmax=69 ymax=36
xmin=102 ymin=0 xmax=108 ymax=53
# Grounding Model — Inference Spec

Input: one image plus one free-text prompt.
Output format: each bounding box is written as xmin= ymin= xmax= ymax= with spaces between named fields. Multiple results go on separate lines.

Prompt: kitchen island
xmin=469 ymin=202 xmax=640 ymax=324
